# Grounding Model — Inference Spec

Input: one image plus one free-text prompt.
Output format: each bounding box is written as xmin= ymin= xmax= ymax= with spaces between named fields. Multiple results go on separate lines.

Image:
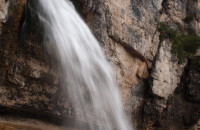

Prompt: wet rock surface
xmin=0 ymin=0 xmax=73 ymax=126
xmin=0 ymin=0 xmax=200 ymax=129
xmin=77 ymin=0 xmax=200 ymax=129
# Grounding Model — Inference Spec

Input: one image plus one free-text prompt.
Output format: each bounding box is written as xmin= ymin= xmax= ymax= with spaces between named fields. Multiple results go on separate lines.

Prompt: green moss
xmin=184 ymin=14 xmax=195 ymax=23
xmin=158 ymin=22 xmax=200 ymax=65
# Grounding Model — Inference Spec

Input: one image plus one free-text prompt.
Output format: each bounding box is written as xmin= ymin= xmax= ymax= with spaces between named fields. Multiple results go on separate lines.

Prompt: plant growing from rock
xmin=184 ymin=14 xmax=195 ymax=23
xmin=158 ymin=22 xmax=200 ymax=65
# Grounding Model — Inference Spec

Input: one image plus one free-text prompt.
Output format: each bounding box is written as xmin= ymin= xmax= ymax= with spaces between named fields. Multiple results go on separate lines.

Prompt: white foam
xmin=39 ymin=0 xmax=132 ymax=129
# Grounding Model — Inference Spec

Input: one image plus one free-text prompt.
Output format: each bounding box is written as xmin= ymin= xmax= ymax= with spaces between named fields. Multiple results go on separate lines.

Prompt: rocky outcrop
xmin=0 ymin=0 xmax=9 ymax=36
xmin=0 ymin=0 xmax=74 ymax=126
xmin=191 ymin=119 xmax=200 ymax=130
xmin=76 ymin=0 xmax=200 ymax=129
xmin=73 ymin=0 xmax=150 ymax=126
xmin=149 ymin=40 xmax=185 ymax=99
xmin=105 ymin=0 xmax=162 ymax=61
xmin=142 ymin=0 xmax=200 ymax=129
xmin=0 ymin=0 xmax=200 ymax=129
xmin=184 ymin=61 xmax=200 ymax=103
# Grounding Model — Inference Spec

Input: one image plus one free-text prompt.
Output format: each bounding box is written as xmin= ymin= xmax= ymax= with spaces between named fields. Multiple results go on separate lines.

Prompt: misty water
xmin=39 ymin=0 xmax=132 ymax=129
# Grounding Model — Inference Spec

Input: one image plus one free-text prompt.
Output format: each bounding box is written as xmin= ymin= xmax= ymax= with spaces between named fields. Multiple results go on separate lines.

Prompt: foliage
xmin=158 ymin=22 xmax=177 ymax=42
xmin=158 ymin=22 xmax=200 ymax=65
xmin=184 ymin=14 xmax=195 ymax=23
xmin=172 ymin=35 xmax=200 ymax=63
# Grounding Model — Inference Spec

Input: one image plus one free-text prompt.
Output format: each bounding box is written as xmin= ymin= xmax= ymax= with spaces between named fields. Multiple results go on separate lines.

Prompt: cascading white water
xmin=39 ymin=0 xmax=132 ymax=129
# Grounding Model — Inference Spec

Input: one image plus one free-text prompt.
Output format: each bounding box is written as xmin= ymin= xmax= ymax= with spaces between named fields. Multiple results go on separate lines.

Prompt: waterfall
xmin=38 ymin=0 xmax=132 ymax=129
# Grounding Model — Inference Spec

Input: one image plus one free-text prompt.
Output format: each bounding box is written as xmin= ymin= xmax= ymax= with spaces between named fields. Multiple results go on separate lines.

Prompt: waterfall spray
xmin=39 ymin=0 xmax=132 ymax=129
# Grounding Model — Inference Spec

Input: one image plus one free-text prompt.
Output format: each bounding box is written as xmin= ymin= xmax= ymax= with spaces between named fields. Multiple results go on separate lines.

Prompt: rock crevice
xmin=0 ymin=0 xmax=200 ymax=129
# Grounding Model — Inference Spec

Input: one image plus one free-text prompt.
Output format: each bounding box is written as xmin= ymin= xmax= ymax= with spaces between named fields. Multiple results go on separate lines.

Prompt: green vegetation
xmin=158 ymin=22 xmax=177 ymax=42
xmin=184 ymin=14 xmax=195 ymax=23
xmin=158 ymin=22 xmax=200 ymax=65
xmin=172 ymin=35 xmax=200 ymax=63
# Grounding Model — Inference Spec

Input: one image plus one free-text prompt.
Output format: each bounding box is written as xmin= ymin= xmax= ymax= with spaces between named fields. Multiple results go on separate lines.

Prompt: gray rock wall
xmin=76 ymin=0 xmax=200 ymax=129
xmin=0 ymin=0 xmax=200 ymax=129
xmin=0 ymin=0 xmax=73 ymax=126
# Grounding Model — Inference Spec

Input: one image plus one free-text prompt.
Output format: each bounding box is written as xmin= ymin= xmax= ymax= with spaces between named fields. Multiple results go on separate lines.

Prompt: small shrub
xmin=158 ymin=22 xmax=200 ymax=65
xmin=158 ymin=22 xmax=177 ymax=42
xmin=172 ymin=35 xmax=200 ymax=63
xmin=184 ymin=14 xmax=195 ymax=23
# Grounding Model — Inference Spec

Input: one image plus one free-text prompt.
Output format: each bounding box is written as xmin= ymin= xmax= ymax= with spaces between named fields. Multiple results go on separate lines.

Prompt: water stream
xmin=39 ymin=0 xmax=132 ymax=129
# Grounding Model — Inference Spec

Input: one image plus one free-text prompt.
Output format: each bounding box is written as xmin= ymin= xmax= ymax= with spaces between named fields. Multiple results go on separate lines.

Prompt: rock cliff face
xmin=0 ymin=0 xmax=200 ymax=129
xmin=76 ymin=0 xmax=200 ymax=129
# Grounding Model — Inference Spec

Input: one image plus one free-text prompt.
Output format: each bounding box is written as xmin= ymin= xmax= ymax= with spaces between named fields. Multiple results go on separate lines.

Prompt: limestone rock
xmin=0 ymin=0 xmax=8 ymax=22
xmin=150 ymin=40 xmax=185 ymax=99
xmin=0 ymin=0 xmax=72 ymax=125
xmin=0 ymin=0 xmax=200 ymax=129
xmin=142 ymin=0 xmax=200 ymax=128
xmin=0 ymin=0 xmax=9 ymax=35
xmin=190 ymin=119 xmax=200 ymax=130
xmin=185 ymin=63 xmax=200 ymax=103
xmin=76 ymin=0 xmax=150 ymax=125
xmin=106 ymin=0 xmax=162 ymax=61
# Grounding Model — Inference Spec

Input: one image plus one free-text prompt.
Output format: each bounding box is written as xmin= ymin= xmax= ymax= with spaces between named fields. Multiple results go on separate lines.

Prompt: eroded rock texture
xmin=0 ymin=0 xmax=74 ymax=126
xmin=0 ymin=0 xmax=200 ymax=129
xmin=75 ymin=0 xmax=200 ymax=129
